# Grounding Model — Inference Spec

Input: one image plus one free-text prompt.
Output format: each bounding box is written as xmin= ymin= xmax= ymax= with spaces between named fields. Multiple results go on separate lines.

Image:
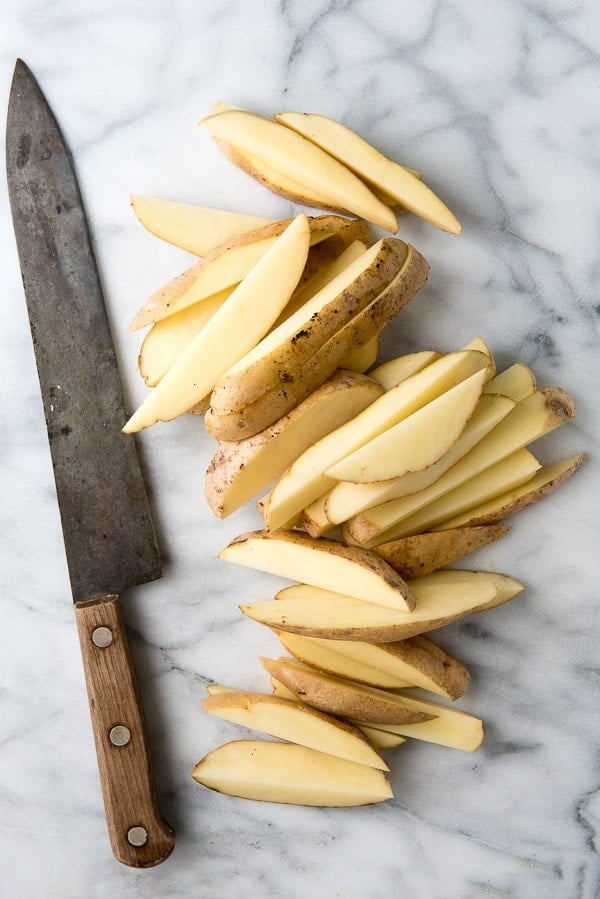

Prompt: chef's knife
xmin=6 ymin=60 xmax=175 ymax=867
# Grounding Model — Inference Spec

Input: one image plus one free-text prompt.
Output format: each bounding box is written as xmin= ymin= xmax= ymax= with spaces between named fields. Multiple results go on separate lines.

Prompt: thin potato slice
xmin=202 ymin=690 xmax=387 ymax=769
xmin=369 ymin=350 xmax=442 ymax=390
xmin=260 ymin=657 xmax=436 ymax=724
xmin=483 ymin=362 xmax=536 ymax=402
xmin=192 ymin=740 xmax=393 ymax=806
xmin=218 ymin=530 xmax=416 ymax=611
xmin=356 ymin=725 xmax=407 ymax=750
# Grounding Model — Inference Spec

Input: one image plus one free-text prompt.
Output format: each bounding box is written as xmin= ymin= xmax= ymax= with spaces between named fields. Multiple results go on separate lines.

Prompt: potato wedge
xmin=218 ymin=530 xmax=416 ymax=611
xmin=202 ymin=690 xmax=387 ymax=769
xmin=191 ymin=740 xmax=393 ymax=806
xmin=240 ymin=572 xmax=523 ymax=642
xmin=372 ymin=524 xmax=511 ymax=578
xmin=200 ymin=108 xmax=398 ymax=231
xmin=277 ymin=630 xmax=469 ymax=700
xmin=275 ymin=111 xmax=461 ymax=234
xmin=261 ymin=349 xmax=489 ymax=530
xmin=260 ymin=657 xmax=435 ymax=725
xmin=369 ymin=350 xmax=442 ymax=390
xmin=343 ymin=335 xmax=380 ymax=373
xmin=130 ymin=194 xmax=273 ymax=256
xmin=405 ymin=569 xmax=527 ymax=610
xmin=327 ymin=368 xmax=487 ymax=483
xmin=123 ymin=214 xmax=311 ymax=431
xmin=437 ymin=453 xmax=585 ymax=529
xmin=483 ymin=362 xmax=536 ymax=402
xmin=356 ymin=726 xmax=407 ymax=750
xmin=204 ymin=371 xmax=384 ymax=518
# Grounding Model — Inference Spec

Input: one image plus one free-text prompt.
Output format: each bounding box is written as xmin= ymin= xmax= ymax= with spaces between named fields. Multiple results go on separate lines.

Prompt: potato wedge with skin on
xmin=277 ymin=630 xmax=470 ymax=700
xmin=483 ymin=362 xmax=536 ymax=402
xmin=326 ymin=368 xmax=487 ymax=483
xmin=219 ymin=529 xmax=416 ymax=611
xmin=275 ymin=111 xmax=461 ymax=234
xmin=356 ymin=725 xmax=407 ymax=750
xmin=130 ymin=195 xmax=274 ymax=256
xmin=202 ymin=690 xmax=387 ymax=769
xmin=123 ymin=214 xmax=311 ymax=432
xmin=372 ymin=524 xmax=511 ymax=579
xmin=200 ymin=108 xmax=398 ymax=232
xmin=204 ymin=371 xmax=384 ymax=518
xmin=191 ymin=740 xmax=393 ymax=807
xmin=260 ymin=657 xmax=436 ymax=725
xmin=261 ymin=348 xmax=489 ymax=531
xmin=206 ymin=244 xmax=429 ymax=441
xmin=343 ymin=335 xmax=380 ymax=373
xmin=369 ymin=350 xmax=442 ymax=390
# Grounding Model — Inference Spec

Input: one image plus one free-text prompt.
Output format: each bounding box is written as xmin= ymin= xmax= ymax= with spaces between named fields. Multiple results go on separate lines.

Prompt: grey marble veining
xmin=1 ymin=1 xmax=599 ymax=897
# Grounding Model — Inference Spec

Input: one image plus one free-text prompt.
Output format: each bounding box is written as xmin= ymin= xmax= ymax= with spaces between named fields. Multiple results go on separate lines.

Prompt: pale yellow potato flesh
xmin=343 ymin=335 xmax=380 ymax=373
xmin=191 ymin=740 xmax=393 ymax=806
xmin=130 ymin=194 xmax=273 ymax=256
xmin=346 ymin=447 xmax=541 ymax=546
xmin=202 ymin=690 xmax=387 ymax=769
xmin=275 ymin=111 xmax=461 ymax=234
xmin=405 ymin=569 xmax=526 ymax=611
xmin=369 ymin=350 xmax=442 ymax=390
xmin=437 ymin=453 xmax=585 ymax=530
xmin=373 ymin=524 xmax=511 ymax=579
xmin=278 ymin=631 xmax=470 ymax=700
xmin=461 ymin=336 xmax=496 ymax=379
xmin=240 ymin=575 xmax=511 ymax=642
xmin=123 ymin=214 xmax=311 ymax=431
xmin=275 ymin=630 xmax=414 ymax=689
xmin=204 ymin=371 xmax=383 ymax=518
xmin=483 ymin=362 xmax=536 ymax=402
xmin=260 ymin=657 xmax=436 ymax=724
xmin=356 ymin=725 xmax=407 ymax=750
xmin=327 ymin=368 xmax=487 ymax=483
xmin=218 ymin=529 xmax=416 ymax=611
xmin=262 ymin=349 xmax=489 ymax=531
xmin=200 ymin=108 xmax=398 ymax=232
xmin=323 ymin=392 xmax=516 ymax=525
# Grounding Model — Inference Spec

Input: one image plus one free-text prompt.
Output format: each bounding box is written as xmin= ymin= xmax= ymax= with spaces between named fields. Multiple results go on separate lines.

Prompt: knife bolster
xmin=74 ymin=594 xmax=175 ymax=867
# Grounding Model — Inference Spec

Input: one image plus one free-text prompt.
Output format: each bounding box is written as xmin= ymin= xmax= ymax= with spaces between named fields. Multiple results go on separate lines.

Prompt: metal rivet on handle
xmin=109 ymin=725 xmax=131 ymax=746
xmin=127 ymin=826 xmax=148 ymax=847
xmin=91 ymin=626 xmax=113 ymax=648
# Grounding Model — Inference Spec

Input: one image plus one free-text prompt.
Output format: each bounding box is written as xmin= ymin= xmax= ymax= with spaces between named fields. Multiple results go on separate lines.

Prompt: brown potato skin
xmin=372 ymin=525 xmax=511 ymax=578
xmin=368 ymin=635 xmax=470 ymax=701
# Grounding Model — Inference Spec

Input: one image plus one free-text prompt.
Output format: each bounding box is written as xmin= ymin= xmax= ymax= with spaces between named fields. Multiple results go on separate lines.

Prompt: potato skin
xmin=372 ymin=525 xmax=511 ymax=578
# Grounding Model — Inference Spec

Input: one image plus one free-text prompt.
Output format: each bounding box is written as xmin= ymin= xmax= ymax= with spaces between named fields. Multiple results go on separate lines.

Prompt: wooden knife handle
xmin=74 ymin=594 xmax=175 ymax=867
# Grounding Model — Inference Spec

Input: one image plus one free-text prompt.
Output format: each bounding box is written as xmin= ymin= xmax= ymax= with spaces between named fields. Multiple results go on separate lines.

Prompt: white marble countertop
xmin=1 ymin=2 xmax=599 ymax=897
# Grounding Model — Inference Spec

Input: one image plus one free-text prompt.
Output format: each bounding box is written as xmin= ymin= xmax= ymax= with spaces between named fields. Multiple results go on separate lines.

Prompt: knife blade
xmin=6 ymin=59 xmax=175 ymax=867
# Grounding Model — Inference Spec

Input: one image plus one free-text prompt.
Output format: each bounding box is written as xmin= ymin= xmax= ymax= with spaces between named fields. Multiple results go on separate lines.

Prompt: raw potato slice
xmin=461 ymin=336 xmax=496 ymax=379
xmin=275 ymin=111 xmax=461 ymax=234
xmin=278 ymin=631 xmax=470 ymax=700
xmin=483 ymin=363 xmax=536 ymax=402
xmin=357 ymin=726 xmax=407 ymax=750
xmin=352 ymin=692 xmax=483 ymax=751
xmin=326 ymin=368 xmax=487 ymax=483
xmin=240 ymin=573 xmax=521 ymax=642
xmin=200 ymin=108 xmax=398 ymax=232
xmin=123 ymin=215 xmax=311 ymax=431
xmin=324 ymin=392 xmax=516 ymax=525
xmin=406 ymin=569 xmax=527 ymax=611
xmin=204 ymin=371 xmax=384 ymax=518
xmin=191 ymin=740 xmax=393 ymax=806
xmin=128 ymin=214 xmax=346 ymax=331
xmin=262 ymin=349 xmax=489 ymax=531
xmin=437 ymin=453 xmax=585 ymax=529
xmin=218 ymin=530 xmax=416 ymax=611
xmin=346 ymin=448 xmax=541 ymax=546
xmin=260 ymin=657 xmax=436 ymax=724
xmin=202 ymin=690 xmax=387 ymax=769
xmin=130 ymin=195 xmax=273 ymax=256
xmin=369 ymin=350 xmax=442 ymax=390
xmin=209 ymin=238 xmax=410 ymax=415
xmin=372 ymin=525 xmax=511 ymax=578
xmin=343 ymin=335 xmax=380 ymax=373
xmin=275 ymin=630 xmax=414 ymax=689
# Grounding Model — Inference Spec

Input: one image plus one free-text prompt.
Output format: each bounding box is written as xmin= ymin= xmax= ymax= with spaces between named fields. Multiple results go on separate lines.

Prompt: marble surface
xmin=1 ymin=1 xmax=599 ymax=896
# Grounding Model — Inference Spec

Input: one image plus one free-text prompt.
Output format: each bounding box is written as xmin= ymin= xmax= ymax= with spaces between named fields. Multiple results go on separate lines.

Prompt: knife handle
xmin=74 ymin=594 xmax=175 ymax=867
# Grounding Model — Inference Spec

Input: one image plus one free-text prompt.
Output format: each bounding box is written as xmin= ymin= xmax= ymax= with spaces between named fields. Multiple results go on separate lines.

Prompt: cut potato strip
xmin=260 ymin=657 xmax=436 ymax=724
xmin=130 ymin=195 xmax=273 ymax=256
xmin=356 ymin=725 xmax=407 ymax=750
xmin=262 ymin=349 xmax=489 ymax=531
xmin=204 ymin=371 xmax=383 ymax=518
xmin=219 ymin=530 xmax=416 ymax=611
xmin=369 ymin=350 xmax=442 ymax=390
xmin=436 ymin=453 xmax=585 ymax=529
xmin=326 ymin=368 xmax=487 ymax=483
xmin=240 ymin=572 xmax=522 ymax=642
xmin=483 ymin=363 xmax=536 ymax=402
xmin=277 ymin=630 xmax=469 ymax=700
xmin=345 ymin=448 xmax=541 ymax=546
xmin=343 ymin=335 xmax=380 ymax=373
xmin=406 ymin=569 xmax=526 ymax=610
xmin=123 ymin=215 xmax=311 ymax=431
xmin=372 ymin=524 xmax=511 ymax=579
xmin=275 ymin=111 xmax=461 ymax=234
xmin=202 ymin=690 xmax=387 ymax=769
xmin=200 ymin=108 xmax=398 ymax=231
